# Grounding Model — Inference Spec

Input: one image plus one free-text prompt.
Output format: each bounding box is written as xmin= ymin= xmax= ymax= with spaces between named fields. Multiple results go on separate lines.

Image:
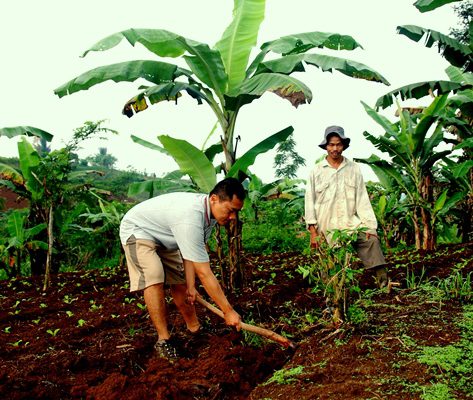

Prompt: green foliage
xmin=297 ymin=228 xmax=364 ymax=324
xmin=418 ymin=305 xmax=473 ymax=397
xmin=421 ymin=383 xmax=457 ymax=400
xmin=264 ymin=366 xmax=304 ymax=385
xmin=273 ymin=134 xmax=306 ymax=179
xmin=242 ymin=198 xmax=306 ymax=254
xmin=347 ymin=302 xmax=369 ymax=326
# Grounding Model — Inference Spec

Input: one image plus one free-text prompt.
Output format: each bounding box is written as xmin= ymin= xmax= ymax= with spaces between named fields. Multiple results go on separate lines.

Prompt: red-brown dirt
xmin=1 ymin=243 xmax=472 ymax=399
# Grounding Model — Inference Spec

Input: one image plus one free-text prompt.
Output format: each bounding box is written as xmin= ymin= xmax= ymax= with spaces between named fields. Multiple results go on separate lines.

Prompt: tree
xmin=0 ymin=121 xmax=116 ymax=288
xmin=358 ymin=98 xmax=463 ymax=250
xmin=274 ymin=135 xmax=306 ymax=179
xmin=87 ymin=147 xmax=117 ymax=169
xmin=372 ymin=0 xmax=473 ymax=243
xmin=54 ymin=0 xmax=389 ymax=289
xmin=449 ymin=0 xmax=473 ymax=44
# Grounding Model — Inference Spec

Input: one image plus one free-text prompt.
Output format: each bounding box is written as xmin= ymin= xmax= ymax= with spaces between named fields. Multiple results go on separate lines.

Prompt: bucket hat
xmin=319 ymin=125 xmax=351 ymax=150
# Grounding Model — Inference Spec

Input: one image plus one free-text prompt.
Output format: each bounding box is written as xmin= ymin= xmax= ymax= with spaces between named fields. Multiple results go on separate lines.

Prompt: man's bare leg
xmin=143 ymin=283 xmax=169 ymax=340
xmin=171 ymin=284 xmax=200 ymax=333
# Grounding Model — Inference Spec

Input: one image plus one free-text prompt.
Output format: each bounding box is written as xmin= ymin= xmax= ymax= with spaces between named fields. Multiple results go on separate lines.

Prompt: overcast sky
xmin=0 ymin=1 xmax=460 ymax=182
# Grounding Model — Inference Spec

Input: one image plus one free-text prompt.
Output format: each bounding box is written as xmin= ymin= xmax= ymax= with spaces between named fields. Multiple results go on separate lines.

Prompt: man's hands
xmin=186 ymin=286 xmax=198 ymax=305
xmin=309 ymin=225 xmax=322 ymax=249
xmin=223 ymin=308 xmax=242 ymax=331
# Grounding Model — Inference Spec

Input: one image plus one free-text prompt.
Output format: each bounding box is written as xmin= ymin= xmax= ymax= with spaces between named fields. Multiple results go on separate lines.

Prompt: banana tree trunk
xmin=224 ymin=218 xmax=246 ymax=290
xmin=420 ymin=175 xmax=435 ymax=250
xmin=411 ymin=209 xmax=422 ymax=250
xmin=43 ymin=205 xmax=54 ymax=291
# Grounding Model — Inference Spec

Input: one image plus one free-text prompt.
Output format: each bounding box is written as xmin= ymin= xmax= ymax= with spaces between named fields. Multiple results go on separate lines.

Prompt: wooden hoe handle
xmin=196 ymin=295 xmax=296 ymax=349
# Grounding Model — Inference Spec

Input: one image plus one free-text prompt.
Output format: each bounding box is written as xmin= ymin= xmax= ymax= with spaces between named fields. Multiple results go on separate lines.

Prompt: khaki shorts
xmin=123 ymin=235 xmax=185 ymax=292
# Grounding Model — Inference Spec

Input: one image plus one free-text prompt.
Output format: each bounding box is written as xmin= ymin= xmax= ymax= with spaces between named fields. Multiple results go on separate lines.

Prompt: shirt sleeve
xmin=304 ymin=169 xmax=318 ymax=229
xmin=354 ymin=166 xmax=378 ymax=233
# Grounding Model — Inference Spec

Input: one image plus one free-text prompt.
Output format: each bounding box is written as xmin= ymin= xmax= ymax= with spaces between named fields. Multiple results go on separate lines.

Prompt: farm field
xmin=1 ymin=242 xmax=472 ymax=400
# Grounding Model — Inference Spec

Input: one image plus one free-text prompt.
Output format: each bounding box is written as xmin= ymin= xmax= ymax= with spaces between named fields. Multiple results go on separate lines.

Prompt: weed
xmin=417 ymin=305 xmax=473 ymax=396
xmin=264 ymin=366 xmax=304 ymax=385
xmin=405 ymin=267 xmax=427 ymax=289
xmin=347 ymin=303 xmax=369 ymax=325
xmin=63 ymin=295 xmax=78 ymax=304
xmin=421 ymin=383 xmax=456 ymax=400
xmin=89 ymin=300 xmax=102 ymax=311
xmin=46 ymin=328 xmax=60 ymax=337
xmin=128 ymin=326 xmax=142 ymax=337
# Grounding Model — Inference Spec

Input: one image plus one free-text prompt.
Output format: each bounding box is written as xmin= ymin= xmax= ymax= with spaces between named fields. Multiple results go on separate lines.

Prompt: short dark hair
xmin=210 ymin=178 xmax=246 ymax=201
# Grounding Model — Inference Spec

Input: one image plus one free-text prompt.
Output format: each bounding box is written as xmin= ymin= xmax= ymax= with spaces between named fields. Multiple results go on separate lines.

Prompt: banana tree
xmin=54 ymin=2 xmax=388 ymax=176
xmin=54 ymin=0 xmax=388 ymax=289
xmin=0 ymin=209 xmax=47 ymax=278
xmin=373 ymin=0 xmax=473 ymax=243
xmin=358 ymin=97 xmax=458 ymax=250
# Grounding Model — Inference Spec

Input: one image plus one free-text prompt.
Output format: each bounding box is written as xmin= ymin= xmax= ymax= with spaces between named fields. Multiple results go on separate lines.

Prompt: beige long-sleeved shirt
xmin=304 ymin=157 xmax=378 ymax=239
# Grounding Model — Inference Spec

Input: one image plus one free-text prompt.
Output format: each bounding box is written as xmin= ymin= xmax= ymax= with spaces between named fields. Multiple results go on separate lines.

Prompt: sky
xmin=0 ymin=0 xmax=460 ymax=183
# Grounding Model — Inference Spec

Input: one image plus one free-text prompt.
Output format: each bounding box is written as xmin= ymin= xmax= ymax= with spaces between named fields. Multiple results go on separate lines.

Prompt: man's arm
xmin=191 ymin=260 xmax=241 ymax=330
xmin=354 ymin=166 xmax=378 ymax=235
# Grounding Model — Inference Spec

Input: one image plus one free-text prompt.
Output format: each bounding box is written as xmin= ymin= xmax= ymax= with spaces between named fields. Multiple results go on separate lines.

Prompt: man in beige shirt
xmin=304 ymin=125 xmax=388 ymax=287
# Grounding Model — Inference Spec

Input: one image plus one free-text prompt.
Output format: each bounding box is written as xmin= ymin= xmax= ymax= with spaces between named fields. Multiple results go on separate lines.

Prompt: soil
xmin=1 ymin=243 xmax=472 ymax=400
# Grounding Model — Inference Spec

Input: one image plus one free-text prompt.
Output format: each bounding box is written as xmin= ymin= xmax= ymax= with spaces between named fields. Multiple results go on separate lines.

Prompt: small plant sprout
xmin=89 ymin=300 xmax=102 ymax=311
xmin=65 ymin=311 xmax=74 ymax=317
xmin=4 ymin=326 xmax=12 ymax=333
xmin=39 ymin=303 xmax=47 ymax=309
xmin=136 ymin=303 xmax=147 ymax=311
xmin=63 ymin=295 xmax=78 ymax=304
xmin=9 ymin=339 xmax=29 ymax=347
xmin=46 ymin=328 xmax=60 ymax=337
xmin=264 ymin=366 xmax=304 ymax=385
xmin=32 ymin=318 xmax=41 ymax=325
xmin=77 ymin=319 xmax=86 ymax=327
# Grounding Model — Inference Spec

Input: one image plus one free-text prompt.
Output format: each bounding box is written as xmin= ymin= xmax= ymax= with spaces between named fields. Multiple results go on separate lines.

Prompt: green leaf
xmin=204 ymin=143 xmax=224 ymax=162
xmin=397 ymin=25 xmax=472 ymax=71
xmin=445 ymin=66 xmax=473 ymax=85
xmin=17 ymin=138 xmax=42 ymax=199
xmin=454 ymin=137 xmax=473 ymax=150
xmin=226 ymin=72 xmax=312 ymax=110
xmin=122 ymin=82 xmax=209 ymax=117
xmin=127 ymin=178 xmax=195 ymax=198
xmin=227 ymin=126 xmax=293 ymax=177
xmin=78 ymin=29 xmax=228 ymax=96
xmin=215 ymin=0 xmax=265 ymax=91
xmin=257 ymin=53 xmax=390 ymax=85
xmin=260 ymin=31 xmax=363 ymax=55
xmin=0 ymin=126 xmax=53 ymax=141
xmin=452 ymin=160 xmax=473 ymax=178
xmin=433 ymin=189 xmax=448 ymax=213
xmin=158 ymin=135 xmax=216 ymax=193
xmin=54 ymin=60 xmax=189 ymax=98
xmin=375 ymin=80 xmax=469 ymax=109
xmin=361 ymin=102 xmax=399 ymax=137
xmin=0 ymin=164 xmax=24 ymax=186
xmin=131 ymin=135 xmax=168 ymax=154
xmin=413 ymin=0 xmax=461 ymax=13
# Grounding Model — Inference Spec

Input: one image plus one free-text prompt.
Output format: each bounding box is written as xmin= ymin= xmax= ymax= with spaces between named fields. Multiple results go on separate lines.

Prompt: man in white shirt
xmin=304 ymin=125 xmax=388 ymax=288
xmin=120 ymin=178 xmax=245 ymax=360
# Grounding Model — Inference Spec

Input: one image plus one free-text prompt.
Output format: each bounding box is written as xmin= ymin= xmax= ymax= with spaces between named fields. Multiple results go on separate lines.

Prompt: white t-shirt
xmin=119 ymin=193 xmax=216 ymax=263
